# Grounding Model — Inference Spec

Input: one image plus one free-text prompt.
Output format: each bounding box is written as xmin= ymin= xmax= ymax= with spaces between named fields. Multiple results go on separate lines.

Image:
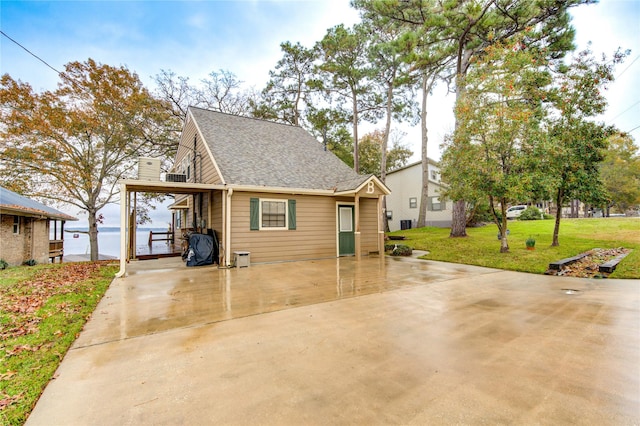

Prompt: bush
xmin=518 ymin=206 xmax=543 ymax=221
xmin=390 ymin=244 xmax=413 ymax=256
xmin=22 ymin=259 xmax=37 ymax=266
xmin=0 ymin=259 xmax=8 ymax=270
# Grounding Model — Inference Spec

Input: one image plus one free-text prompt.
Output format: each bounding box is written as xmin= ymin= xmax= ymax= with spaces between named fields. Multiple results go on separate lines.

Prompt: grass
xmin=0 ymin=261 xmax=117 ymax=426
xmin=388 ymin=217 xmax=639 ymax=278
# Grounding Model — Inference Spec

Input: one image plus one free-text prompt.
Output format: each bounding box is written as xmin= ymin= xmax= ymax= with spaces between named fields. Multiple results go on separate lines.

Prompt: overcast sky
xmin=1 ymin=0 xmax=638 ymax=226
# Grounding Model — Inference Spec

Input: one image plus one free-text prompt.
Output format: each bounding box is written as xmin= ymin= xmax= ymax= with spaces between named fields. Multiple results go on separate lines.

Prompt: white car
xmin=506 ymin=205 xmax=527 ymax=219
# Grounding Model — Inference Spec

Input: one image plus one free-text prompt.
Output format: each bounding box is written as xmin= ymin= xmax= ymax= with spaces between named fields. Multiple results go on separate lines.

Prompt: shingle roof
xmin=0 ymin=186 xmax=78 ymax=221
xmin=190 ymin=107 xmax=371 ymax=191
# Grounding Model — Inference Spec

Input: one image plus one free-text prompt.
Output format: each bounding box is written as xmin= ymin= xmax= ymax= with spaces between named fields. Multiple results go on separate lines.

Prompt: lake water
xmin=64 ymin=229 xmax=168 ymax=258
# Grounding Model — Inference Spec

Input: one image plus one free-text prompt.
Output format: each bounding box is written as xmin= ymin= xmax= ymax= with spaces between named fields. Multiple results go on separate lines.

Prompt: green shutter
xmin=250 ymin=198 xmax=259 ymax=230
xmin=288 ymin=199 xmax=296 ymax=230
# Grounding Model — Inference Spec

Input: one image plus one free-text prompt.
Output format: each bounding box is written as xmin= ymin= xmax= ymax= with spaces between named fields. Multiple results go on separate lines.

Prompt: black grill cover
xmin=185 ymin=233 xmax=214 ymax=266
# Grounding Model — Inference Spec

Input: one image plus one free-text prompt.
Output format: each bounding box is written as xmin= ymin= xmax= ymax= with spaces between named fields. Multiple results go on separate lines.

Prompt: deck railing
xmin=148 ymin=231 xmax=175 ymax=246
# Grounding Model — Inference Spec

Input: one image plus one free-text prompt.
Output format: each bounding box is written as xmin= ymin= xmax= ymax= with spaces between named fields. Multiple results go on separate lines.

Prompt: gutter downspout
xmin=116 ymin=182 xmax=128 ymax=278
xmin=225 ymin=187 xmax=233 ymax=266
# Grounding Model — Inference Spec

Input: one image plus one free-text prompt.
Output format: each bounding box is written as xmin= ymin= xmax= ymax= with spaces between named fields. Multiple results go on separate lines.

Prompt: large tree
xmin=545 ymin=47 xmax=627 ymax=246
xmin=252 ymin=41 xmax=319 ymax=126
xmin=0 ymin=59 xmax=177 ymax=260
xmin=316 ymin=23 xmax=383 ymax=173
xmin=354 ymin=0 xmax=590 ymax=236
xmin=441 ymin=37 xmax=549 ymax=252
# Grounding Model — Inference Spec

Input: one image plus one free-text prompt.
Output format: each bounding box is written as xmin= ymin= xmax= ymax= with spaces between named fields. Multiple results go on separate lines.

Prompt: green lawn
xmin=388 ymin=217 xmax=639 ymax=278
xmin=0 ymin=261 xmax=117 ymax=425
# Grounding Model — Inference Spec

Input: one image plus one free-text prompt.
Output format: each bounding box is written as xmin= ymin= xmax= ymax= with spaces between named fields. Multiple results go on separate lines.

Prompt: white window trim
xmin=259 ymin=198 xmax=288 ymax=231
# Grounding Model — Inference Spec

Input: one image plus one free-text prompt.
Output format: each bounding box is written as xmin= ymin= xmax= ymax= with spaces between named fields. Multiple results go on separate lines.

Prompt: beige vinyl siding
xmin=175 ymin=117 xmax=223 ymax=185
xmin=359 ymin=198 xmax=379 ymax=254
xmin=230 ymin=191 xmax=337 ymax=263
xmin=211 ymin=191 xmax=223 ymax=245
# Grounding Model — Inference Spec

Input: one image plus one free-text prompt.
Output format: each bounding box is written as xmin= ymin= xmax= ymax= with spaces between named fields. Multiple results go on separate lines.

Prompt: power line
xmin=0 ymin=30 xmax=62 ymax=76
xmin=611 ymin=100 xmax=640 ymax=121
xmin=616 ymin=54 xmax=639 ymax=79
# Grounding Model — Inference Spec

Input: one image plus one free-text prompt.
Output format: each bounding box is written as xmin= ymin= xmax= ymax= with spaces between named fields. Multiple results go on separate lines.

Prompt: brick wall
xmin=0 ymin=214 xmax=51 ymax=266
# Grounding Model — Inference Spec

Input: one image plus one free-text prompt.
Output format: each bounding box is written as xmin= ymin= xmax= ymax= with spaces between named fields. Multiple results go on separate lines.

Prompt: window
xmin=430 ymin=170 xmax=438 ymax=181
xmin=428 ymin=196 xmax=445 ymax=211
xmin=250 ymin=198 xmax=296 ymax=230
xmin=409 ymin=197 xmax=417 ymax=209
xmin=13 ymin=216 xmax=20 ymax=234
xmin=262 ymin=200 xmax=286 ymax=228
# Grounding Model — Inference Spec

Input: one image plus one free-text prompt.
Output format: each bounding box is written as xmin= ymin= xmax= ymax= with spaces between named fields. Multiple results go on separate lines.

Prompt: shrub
xmin=0 ymin=259 xmax=8 ymax=270
xmin=518 ymin=206 xmax=543 ymax=220
xmin=526 ymin=237 xmax=536 ymax=248
xmin=391 ymin=244 xmax=413 ymax=256
xmin=22 ymin=259 xmax=37 ymax=266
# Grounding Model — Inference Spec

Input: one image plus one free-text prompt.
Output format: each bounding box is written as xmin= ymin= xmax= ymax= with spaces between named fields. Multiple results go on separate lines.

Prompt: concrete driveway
xmin=26 ymin=255 xmax=639 ymax=425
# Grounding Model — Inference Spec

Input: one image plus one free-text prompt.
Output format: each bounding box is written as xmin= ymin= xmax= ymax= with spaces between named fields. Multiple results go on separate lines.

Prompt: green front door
xmin=338 ymin=205 xmax=355 ymax=256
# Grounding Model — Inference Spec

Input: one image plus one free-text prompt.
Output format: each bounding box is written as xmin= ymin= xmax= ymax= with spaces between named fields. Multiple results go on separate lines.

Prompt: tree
xmin=153 ymin=68 xmax=257 ymax=121
xmin=316 ymin=23 xmax=383 ymax=173
xmin=600 ymin=132 xmax=640 ymax=215
xmin=545 ymin=47 xmax=627 ymax=246
xmin=305 ymin=106 xmax=354 ymax=167
xmin=441 ymin=37 xmax=549 ymax=252
xmin=354 ymin=0 xmax=590 ymax=237
xmin=0 ymin=59 xmax=177 ymax=260
xmin=252 ymin=41 xmax=319 ymax=126
xmin=358 ymin=129 xmax=412 ymax=177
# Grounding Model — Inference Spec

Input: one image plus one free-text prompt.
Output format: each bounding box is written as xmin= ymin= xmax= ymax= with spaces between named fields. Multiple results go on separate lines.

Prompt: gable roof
xmin=0 ymin=186 xmax=78 ymax=221
xmin=189 ymin=107 xmax=381 ymax=193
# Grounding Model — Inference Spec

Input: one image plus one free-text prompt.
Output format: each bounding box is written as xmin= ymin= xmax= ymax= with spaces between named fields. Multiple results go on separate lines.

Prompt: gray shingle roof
xmin=0 ymin=186 xmax=77 ymax=221
xmin=190 ymin=107 xmax=370 ymax=191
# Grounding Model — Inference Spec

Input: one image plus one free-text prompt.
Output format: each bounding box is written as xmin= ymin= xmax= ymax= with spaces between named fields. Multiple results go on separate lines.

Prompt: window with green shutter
xmin=250 ymin=198 xmax=296 ymax=230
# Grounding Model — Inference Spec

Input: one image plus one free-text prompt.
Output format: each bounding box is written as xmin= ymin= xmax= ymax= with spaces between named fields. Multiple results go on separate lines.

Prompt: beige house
xmin=385 ymin=160 xmax=452 ymax=231
xmin=0 ymin=186 xmax=77 ymax=266
xmin=117 ymin=107 xmax=389 ymax=276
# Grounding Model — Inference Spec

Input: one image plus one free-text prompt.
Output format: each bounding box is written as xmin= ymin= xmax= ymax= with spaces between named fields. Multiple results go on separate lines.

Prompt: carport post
xmin=116 ymin=182 xmax=128 ymax=278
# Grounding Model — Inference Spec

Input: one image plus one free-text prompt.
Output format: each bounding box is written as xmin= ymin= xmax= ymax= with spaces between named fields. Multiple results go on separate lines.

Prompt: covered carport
xmin=116 ymin=179 xmax=225 ymax=277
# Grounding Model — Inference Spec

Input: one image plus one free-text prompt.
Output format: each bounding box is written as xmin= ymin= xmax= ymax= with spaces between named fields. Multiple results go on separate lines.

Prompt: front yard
xmin=389 ymin=217 xmax=639 ymax=279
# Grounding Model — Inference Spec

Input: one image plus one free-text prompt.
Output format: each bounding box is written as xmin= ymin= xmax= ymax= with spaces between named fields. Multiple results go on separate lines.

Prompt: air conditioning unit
xmin=137 ymin=157 xmax=161 ymax=181
xmin=166 ymin=173 xmax=187 ymax=183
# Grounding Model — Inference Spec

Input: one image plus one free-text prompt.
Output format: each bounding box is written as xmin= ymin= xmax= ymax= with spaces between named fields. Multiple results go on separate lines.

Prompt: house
xmin=116 ymin=107 xmax=389 ymax=275
xmin=384 ymin=160 xmax=452 ymax=231
xmin=0 ymin=186 xmax=77 ymax=266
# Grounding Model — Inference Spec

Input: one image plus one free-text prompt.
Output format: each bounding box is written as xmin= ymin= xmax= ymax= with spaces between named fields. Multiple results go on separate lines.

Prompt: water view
xmin=63 ymin=227 xmax=169 ymax=258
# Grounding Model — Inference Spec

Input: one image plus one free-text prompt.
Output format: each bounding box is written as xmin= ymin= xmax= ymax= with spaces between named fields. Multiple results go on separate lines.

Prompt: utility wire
xmin=611 ymin=100 xmax=640 ymax=121
xmin=616 ymin=54 xmax=639 ymax=79
xmin=0 ymin=30 xmax=63 ymax=76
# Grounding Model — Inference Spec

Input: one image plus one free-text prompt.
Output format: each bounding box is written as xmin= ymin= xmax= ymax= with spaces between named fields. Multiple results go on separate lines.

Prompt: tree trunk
xmin=552 ymin=188 xmax=563 ymax=247
xmin=450 ymin=200 xmax=467 ymax=238
xmin=88 ymin=209 xmax=100 ymax=261
xmin=352 ymin=91 xmax=359 ymax=173
xmin=417 ymin=73 xmax=431 ymax=228
xmin=381 ymin=81 xmax=393 ymax=233
xmin=450 ymin=49 xmax=472 ymax=237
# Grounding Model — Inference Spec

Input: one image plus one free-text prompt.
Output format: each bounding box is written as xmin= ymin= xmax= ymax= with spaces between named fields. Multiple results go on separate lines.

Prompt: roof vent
xmin=137 ymin=157 xmax=161 ymax=181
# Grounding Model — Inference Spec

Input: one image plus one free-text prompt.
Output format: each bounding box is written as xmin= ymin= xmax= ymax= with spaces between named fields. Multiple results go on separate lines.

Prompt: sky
xmin=1 ymin=0 xmax=639 ymax=226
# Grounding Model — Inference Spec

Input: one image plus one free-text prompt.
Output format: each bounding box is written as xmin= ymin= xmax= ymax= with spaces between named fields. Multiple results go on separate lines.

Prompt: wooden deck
xmin=134 ymin=242 xmax=182 ymax=260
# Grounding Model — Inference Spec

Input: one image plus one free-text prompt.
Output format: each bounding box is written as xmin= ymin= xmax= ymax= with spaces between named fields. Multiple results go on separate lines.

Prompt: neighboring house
xmin=117 ymin=107 xmax=389 ymax=274
xmin=385 ymin=160 xmax=453 ymax=231
xmin=0 ymin=186 xmax=77 ymax=266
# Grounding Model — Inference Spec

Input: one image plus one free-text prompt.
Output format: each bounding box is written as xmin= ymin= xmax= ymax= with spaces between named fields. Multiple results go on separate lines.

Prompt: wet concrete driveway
xmin=27 ymin=256 xmax=640 ymax=425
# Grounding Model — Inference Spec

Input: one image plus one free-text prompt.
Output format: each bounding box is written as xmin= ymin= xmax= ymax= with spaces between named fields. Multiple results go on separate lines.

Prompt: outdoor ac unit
xmin=137 ymin=157 xmax=161 ymax=181
xmin=166 ymin=173 xmax=187 ymax=183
